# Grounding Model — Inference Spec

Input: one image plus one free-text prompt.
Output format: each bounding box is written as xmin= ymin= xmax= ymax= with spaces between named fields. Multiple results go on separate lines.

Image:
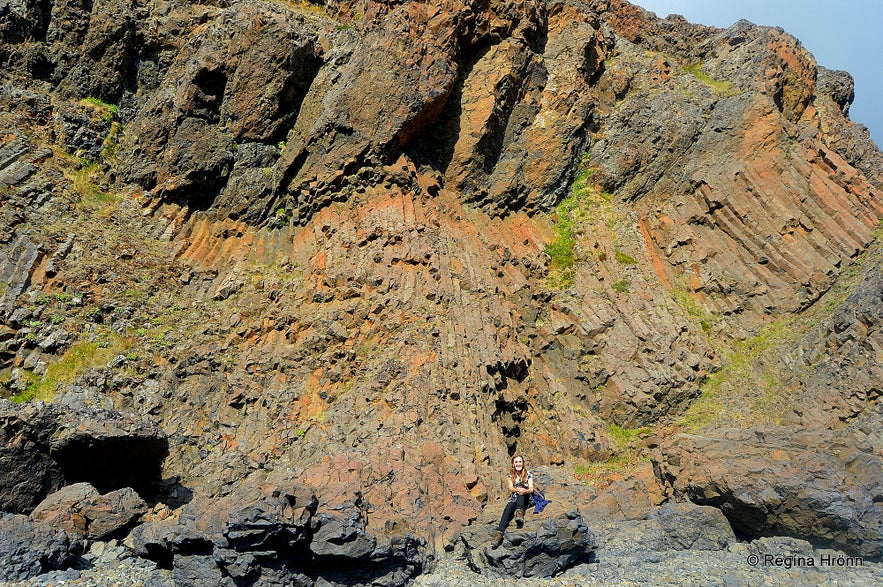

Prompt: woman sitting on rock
xmin=493 ymin=454 xmax=534 ymax=546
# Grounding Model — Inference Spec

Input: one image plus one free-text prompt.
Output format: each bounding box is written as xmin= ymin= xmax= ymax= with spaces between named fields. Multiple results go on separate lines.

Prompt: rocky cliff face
xmin=1 ymin=0 xmax=881 ymax=584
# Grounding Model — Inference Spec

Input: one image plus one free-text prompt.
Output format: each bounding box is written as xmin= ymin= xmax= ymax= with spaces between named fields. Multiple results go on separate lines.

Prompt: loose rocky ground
xmin=4 ymin=534 xmax=882 ymax=587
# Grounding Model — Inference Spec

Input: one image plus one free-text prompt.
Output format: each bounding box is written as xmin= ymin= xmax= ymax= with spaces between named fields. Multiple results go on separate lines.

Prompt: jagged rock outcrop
xmin=456 ymin=511 xmax=595 ymax=578
xmin=133 ymin=479 xmax=423 ymax=587
xmin=0 ymin=512 xmax=85 ymax=581
xmin=780 ymin=245 xmax=883 ymax=426
xmin=117 ymin=1 xmax=323 ymax=213
xmin=0 ymin=400 xmax=168 ymax=513
xmin=590 ymin=10 xmax=881 ymax=334
xmin=652 ymin=421 xmax=883 ymax=560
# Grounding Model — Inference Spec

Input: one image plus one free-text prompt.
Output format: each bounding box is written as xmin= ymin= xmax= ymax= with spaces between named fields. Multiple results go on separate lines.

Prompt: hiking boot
xmin=515 ymin=509 xmax=525 ymax=528
xmin=493 ymin=530 xmax=504 ymax=547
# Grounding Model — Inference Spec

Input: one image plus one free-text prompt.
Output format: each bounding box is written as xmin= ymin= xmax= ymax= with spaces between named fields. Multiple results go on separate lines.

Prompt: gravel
xmin=415 ymin=544 xmax=883 ymax=587
xmin=2 ymin=536 xmax=881 ymax=587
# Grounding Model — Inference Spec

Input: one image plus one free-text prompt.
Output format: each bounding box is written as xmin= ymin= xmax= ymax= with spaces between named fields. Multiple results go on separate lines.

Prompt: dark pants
xmin=497 ymin=494 xmax=530 ymax=531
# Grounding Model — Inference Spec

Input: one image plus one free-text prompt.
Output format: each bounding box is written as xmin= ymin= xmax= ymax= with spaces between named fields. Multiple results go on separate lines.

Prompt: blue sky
xmin=635 ymin=0 xmax=882 ymax=147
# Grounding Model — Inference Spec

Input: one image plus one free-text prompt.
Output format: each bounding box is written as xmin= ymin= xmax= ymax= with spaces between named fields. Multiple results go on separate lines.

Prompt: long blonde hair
xmin=508 ymin=454 xmax=530 ymax=485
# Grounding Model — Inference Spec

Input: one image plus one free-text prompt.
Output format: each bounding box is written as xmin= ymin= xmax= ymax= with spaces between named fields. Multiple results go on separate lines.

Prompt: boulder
xmin=651 ymin=501 xmax=736 ymax=551
xmin=570 ymin=502 xmax=734 ymax=580
xmin=653 ymin=426 xmax=883 ymax=559
xmin=30 ymin=482 xmax=147 ymax=540
xmin=0 ymin=399 xmax=168 ymax=513
xmin=592 ymin=503 xmax=734 ymax=562
xmin=0 ymin=512 xmax=84 ymax=581
xmin=456 ymin=511 xmax=595 ymax=578
xmin=576 ymin=463 xmax=667 ymax=522
xmin=172 ymin=554 xmax=234 ymax=587
xmin=132 ymin=482 xmax=317 ymax=554
xmin=133 ymin=479 xmax=423 ymax=587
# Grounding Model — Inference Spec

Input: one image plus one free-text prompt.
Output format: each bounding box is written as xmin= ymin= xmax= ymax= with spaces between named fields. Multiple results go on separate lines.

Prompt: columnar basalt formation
xmin=1 ymin=0 xmax=882 ymax=582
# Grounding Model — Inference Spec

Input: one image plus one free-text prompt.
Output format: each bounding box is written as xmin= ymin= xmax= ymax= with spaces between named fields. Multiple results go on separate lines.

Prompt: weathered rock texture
xmin=30 ymin=482 xmax=148 ymax=540
xmin=781 ymin=247 xmax=883 ymax=426
xmin=0 ymin=512 xmax=84 ymax=581
xmin=653 ymin=422 xmax=883 ymax=559
xmin=457 ymin=511 xmax=596 ymax=578
xmin=0 ymin=400 xmax=168 ymax=513
xmin=0 ymin=0 xmax=882 ymax=583
xmin=132 ymin=480 xmax=423 ymax=586
xmin=593 ymin=501 xmax=736 ymax=556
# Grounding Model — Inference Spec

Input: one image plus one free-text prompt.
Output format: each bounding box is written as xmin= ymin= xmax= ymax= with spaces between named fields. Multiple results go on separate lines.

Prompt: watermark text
xmin=746 ymin=553 xmax=864 ymax=569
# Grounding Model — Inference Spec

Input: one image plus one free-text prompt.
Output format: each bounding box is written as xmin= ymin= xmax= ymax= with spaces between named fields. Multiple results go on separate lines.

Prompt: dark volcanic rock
xmin=0 ymin=512 xmax=84 ymax=581
xmin=117 ymin=2 xmax=322 ymax=215
xmin=781 ymin=249 xmax=883 ymax=426
xmin=457 ymin=511 xmax=595 ymax=578
xmin=0 ymin=399 xmax=168 ymax=513
xmin=653 ymin=425 xmax=883 ymax=560
xmin=132 ymin=482 xmax=318 ymax=559
xmin=815 ymin=67 xmax=883 ymax=188
xmin=0 ymin=235 xmax=41 ymax=321
xmin=651 ymin=501 xmax=736 ymax=551
xmin=0 ymin=402 xmax=66 ymax=515
xmin=133 ymin=479 xmax=422 ymax=587
xmin=53 ymin=101 xmax=114 ymax=162
xmin=30 ymin=482 xmax=148 ymax=540
xmin=0 ymin=0 xmax=51 ymax=44
xmin=53 ymin=0 xmax=138 ymax=102
xmin=592 ymin=502 xmax=735 ymax=560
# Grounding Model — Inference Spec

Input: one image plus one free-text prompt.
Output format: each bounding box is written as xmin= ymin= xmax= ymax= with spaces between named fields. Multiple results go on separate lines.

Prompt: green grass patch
xmin=544 ymin=156 xmax=636 ymax=290
xmin=545 ymin=196 xmax=580 ymax=288
xmin=10 ymin=336 xmax=133 ymax=403
xmin=544 ymin=165 xmax=598 ymax=288
xmin=68 ymin=162 xmax=118 ymax=213
xmin=614 ymin=250 xmax=636 ymax=265
xmin=679 ymin=233 xmax=881 ymax=430
xmin=677 ymin=389 xmax=721 ymax=431
xmin=100 ymin=121 xmax=122 ymax=160
xmin=611 ymin=279 xmax=631 ymax=293
xmin=575 ymin=455 xmax=636 ymax=479
xmin=608 ymin=423 xmax=651 ymax=450
xmin=672 ymin=289 xmax=716 ymax=332
xmin=678 ymin=319 xmax=794 ymax=430
xmin=682 ymin=63 xmax=737 ymax=96
xmin=80 ymin=97 xmax=119 ymax=122
xmin=575 ymin=424 xmax=651 ymax=486
xmin=266 ymin=0 xmax=327 ymax=16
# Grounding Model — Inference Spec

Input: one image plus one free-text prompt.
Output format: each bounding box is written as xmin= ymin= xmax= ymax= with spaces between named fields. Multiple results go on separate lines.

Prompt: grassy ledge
xmin=79 ymin=97 xmax=119 ymax=122
xmin=10 ymin=335 xmax=133 ymax=403
xmin=544 ymin=161 xmax=598 ymax=289
xmin=574 ymin=423 xmax=651 ymax=488
xmin=678 ymin=318 xmax=795 ymax=430
xmin=682 ymin=63 xmax=738 ymax=96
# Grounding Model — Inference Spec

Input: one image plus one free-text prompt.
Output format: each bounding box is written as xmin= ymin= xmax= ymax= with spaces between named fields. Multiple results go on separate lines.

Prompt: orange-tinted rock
xmin=0 ymin=0 xmax=882 ymax=573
